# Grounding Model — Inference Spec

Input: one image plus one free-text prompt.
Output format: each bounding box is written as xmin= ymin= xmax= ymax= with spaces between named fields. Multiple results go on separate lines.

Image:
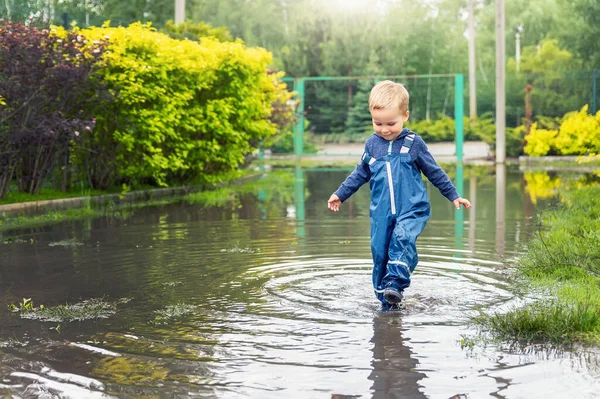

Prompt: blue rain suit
xmin=333 ymin=129 xmax=459 ymax=304
xmin=363 ymin=134 xmax=429 ymax=302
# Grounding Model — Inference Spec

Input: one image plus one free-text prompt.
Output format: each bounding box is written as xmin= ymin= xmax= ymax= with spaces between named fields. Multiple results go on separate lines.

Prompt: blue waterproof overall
xmin=362 ymin=134 xmax=431 ymax=304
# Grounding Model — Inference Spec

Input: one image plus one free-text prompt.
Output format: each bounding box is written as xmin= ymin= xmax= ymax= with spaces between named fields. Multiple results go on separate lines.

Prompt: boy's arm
xmin=413 ymin=137 xmax=460 ymax=202
xmin=333 ymin=158 xmax=371 ymax=202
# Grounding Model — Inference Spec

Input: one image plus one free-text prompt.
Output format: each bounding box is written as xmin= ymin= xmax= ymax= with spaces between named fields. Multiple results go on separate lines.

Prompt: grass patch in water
xmin=11 ymin=298 xmax=130 ymax=323
xmin=473 ymin=187 xmax=600 ymax=345
xmin=474 ymin=291 xmax=600 ymax=345
xmin=151 ymin=302 xmax=198 ymax=325
xmin=48 ymin=238 xmax=84 ymax=247
xmin=0 ymin=337 xmax=28 ymax=349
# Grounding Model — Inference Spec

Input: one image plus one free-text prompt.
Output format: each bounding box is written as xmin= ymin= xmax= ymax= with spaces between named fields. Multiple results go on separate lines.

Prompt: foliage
xmin=5 ymin=0 xmax=599 ymax=143
xmin=506 ymin=39 xmax=584 ymax=121
xmin=0 ymin=20 xmax=108 ymax=198
xmin=474 ymin=186 xmax=600 ymax=345
xmin=524 ymin=106 xmax=600 ymax=156
xmin=162 ymin=20 xmax=232 ymax=42
xmin=524 ymin=186 xmax=600 ymax=277
xmin=61 ymin=22 xmax=288 ymax=188
xmin=266 ymin=129 xmax=319 ymax=154
xmin=345 ymin=52 xmax=383 ymax=136
xmin=523 ymin=124 xmax=558 ymax=156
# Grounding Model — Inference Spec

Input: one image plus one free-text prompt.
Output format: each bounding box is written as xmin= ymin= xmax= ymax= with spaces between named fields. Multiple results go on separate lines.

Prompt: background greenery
xmin=1 ymin=0 xmax=599 ymax=186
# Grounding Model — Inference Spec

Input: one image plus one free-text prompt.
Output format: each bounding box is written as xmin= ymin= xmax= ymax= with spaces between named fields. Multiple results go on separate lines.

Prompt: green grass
xmin=473 ymin=187 xmax=600 ymax=345
xmin=0 ymin=187 xmax=110 ymax=205
xmin=0 ymin=206 xmax=99 ymax=232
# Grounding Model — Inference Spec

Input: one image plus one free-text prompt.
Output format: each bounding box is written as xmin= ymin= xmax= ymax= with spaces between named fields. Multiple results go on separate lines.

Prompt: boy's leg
xmin=370 ymin=217 xmax=393 ymax=304
xmin=383 ymin=212 xmax=429 ymax=291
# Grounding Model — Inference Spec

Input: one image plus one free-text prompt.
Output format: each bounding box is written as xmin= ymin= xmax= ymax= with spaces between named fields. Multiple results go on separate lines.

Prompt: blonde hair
xmin=368 ymin=80 xmax=409 ymax=114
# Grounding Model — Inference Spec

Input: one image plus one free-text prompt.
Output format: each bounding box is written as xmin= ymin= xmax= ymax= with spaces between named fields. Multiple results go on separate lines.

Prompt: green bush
xmin=61 ymin=22 xmax=290 ymax=188
xmin=524 ymin=106 xmax=600 ymax=156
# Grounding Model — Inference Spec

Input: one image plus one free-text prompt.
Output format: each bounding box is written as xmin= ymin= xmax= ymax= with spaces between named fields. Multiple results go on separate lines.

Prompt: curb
xmin=0 ymin=173 xmax=263 ymax=218
xmin=0 ymin=186 xmax=197 ymax=217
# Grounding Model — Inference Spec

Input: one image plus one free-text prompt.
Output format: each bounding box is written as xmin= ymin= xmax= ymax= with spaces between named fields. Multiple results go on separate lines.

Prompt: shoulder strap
xmin=361 ymin=152 xmax=376 ymax=165
xmin=400 ymin=134 xmax=416 ymax=153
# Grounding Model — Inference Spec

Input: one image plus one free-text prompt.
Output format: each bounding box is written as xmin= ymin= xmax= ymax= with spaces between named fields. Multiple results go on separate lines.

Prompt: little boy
xmin=327 ymin=80 xmax=471 ymax=309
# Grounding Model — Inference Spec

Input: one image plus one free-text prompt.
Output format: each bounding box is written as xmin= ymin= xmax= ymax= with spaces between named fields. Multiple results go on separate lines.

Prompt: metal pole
xmin=293 ymin=78 xmax=305 ymax=157
xmin=454 ymin=74 xmax=464 ymax=164
xmin=468 ymin=0 xmax=477 ymax=119
xmin=515 ymin=30 xmax=521 ymax=72
xmin=495 ymin=0 xmax=506 ymax=164
xmin=175 ymin=0 xmax=185 ymax=24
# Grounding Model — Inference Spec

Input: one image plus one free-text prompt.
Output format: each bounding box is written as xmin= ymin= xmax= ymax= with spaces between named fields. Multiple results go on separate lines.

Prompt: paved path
xmin=308 ymin=141 xmax=491 ymax=163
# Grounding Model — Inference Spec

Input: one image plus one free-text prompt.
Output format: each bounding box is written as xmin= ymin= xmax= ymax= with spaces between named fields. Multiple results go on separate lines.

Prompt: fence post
xmin=293 ymin=78 xmax=305 ymax=157
xmin=454 ymin=74 xmax=464 ymax=164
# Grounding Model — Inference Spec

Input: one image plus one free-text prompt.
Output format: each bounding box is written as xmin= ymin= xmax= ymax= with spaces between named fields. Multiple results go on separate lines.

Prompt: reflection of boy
xmin=327 ymin=80 xmax=471 ymax=309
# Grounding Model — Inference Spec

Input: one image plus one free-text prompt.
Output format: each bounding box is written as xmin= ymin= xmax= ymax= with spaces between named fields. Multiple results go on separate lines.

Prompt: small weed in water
xmin=9 ymin=298 xmax=41 ymax=313
xmin=48 ymin=238 xmax=84 ymax=247
xmin=161 ymin=281 xmax=185 ymax=288
xmin=220 ymin=242 xmax=259 ymax=253
xmin=1 ymin=236 xmax=29 ymax=244
xmin=0 ymin=337 xmax=28 ymax=348
xmin=151 ymin=302 xmax=198 ymax=325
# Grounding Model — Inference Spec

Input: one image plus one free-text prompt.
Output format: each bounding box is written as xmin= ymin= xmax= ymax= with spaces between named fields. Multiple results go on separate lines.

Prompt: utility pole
xmin=175 ymin=0 xmax=185 ymax=24
xmin=44 ymin=0 xmax=55 ymax=23
xmin=495 ymin=0 xmax=506 ymax=163
xmin=468 ymin=0 xmax=477 ymax=119
xmin=282 ymin=0 xmax=289 ymax=36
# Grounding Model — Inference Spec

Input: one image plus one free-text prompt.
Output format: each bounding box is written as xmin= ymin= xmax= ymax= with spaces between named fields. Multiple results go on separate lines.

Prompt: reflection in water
xmin=496 ymin=164 xmax=506 ymax=257
xmin=469 ymin=173 xmax=477 ymax=255
xmin=294 ymin=164 xmax=306 ymax=241
xmin=369 ymin=315 xmax=426 ymax=399
xmin=2 ymin=165 xmax=600 ymax=398
xmin=454 ymin=163 xmax=465 ymax=256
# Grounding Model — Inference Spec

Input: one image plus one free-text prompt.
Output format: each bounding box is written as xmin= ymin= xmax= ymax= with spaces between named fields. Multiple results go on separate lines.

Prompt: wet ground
xmin=1 ymin=165 xmax=600 ymax=398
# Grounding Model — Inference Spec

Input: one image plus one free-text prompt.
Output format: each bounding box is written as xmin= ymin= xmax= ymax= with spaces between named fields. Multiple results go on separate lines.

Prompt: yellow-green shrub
xmin=57 ymin=23 xmax=289 ymax=188
xmin=554 ymin=105 xmax=600 ymax=155
xmin=524 ymin=106 xmax=600 ymax=156
xmin=523 ymin=123 xmax=558 ymax=156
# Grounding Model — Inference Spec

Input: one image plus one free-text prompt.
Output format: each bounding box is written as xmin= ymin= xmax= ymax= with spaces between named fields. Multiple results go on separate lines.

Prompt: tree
xmin=346 ymin=52 xmax=383 ymax=137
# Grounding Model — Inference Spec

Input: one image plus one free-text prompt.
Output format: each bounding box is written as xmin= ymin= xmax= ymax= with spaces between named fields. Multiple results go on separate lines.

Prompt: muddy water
xmin=1 ymin=165 xmax=599 ymax=398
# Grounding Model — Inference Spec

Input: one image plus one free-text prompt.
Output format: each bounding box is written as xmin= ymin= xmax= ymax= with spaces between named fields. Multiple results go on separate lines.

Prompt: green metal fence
xmin=283 ymin=74 xmax=465 ymax=162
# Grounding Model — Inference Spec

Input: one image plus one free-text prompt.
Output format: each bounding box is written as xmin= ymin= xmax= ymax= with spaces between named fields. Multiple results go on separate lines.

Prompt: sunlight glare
xmin=333 ymin=0 xmax=370 ymax=11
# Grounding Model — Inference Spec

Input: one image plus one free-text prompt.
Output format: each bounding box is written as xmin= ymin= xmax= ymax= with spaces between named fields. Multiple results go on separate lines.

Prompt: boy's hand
xmin=453 ymin=197 xmax=472 ymax=210
xmin=327 ymin=194 xmax=342 ymax=212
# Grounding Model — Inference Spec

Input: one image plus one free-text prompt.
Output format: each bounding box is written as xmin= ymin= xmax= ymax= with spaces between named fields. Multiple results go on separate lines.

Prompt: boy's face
xmin=371 ymin=107 xmax=409 ymax=141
